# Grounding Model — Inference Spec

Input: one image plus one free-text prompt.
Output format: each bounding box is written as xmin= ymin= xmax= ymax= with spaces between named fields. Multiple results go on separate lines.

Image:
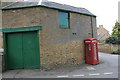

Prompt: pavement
xmin=1 ymin=52 xmax=119 ymax=78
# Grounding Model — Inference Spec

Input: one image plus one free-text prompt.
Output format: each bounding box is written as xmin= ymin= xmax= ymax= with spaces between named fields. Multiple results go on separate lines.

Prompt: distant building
xmin=97 ymin=25 xmax=110 ymax=42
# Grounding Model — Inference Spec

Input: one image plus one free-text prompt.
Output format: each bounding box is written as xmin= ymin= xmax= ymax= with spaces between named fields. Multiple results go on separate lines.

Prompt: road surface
xmin=2 ymin=52 xmax=119 ymax=78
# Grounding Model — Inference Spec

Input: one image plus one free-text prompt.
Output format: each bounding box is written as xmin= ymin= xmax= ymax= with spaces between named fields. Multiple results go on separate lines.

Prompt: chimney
xmin=99 ymin=25 xmax=103 ymax=28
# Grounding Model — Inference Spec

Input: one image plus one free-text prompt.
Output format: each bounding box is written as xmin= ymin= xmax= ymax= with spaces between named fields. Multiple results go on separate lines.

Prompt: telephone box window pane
xmin=94 ymin=44 xmax=97 ymax=60
xmin=86 ymin=44 xmax=91 ymax=59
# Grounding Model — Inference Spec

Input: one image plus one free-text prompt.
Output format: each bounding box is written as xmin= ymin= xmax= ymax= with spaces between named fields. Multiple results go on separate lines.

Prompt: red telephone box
xmin=84 ymin=38 xmax=99 ymax=65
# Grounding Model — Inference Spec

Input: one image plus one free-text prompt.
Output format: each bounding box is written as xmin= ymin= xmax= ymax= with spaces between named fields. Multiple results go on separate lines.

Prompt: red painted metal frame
xmin=84 ymin=38 xmax=99 ymax=65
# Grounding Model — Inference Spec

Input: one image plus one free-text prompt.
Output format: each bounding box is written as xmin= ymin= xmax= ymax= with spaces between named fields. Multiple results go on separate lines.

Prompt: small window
xmin=58 ymin=11 xmax=69 ymax=29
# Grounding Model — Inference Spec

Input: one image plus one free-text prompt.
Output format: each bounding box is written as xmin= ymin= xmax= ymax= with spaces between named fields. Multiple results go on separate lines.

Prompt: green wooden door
xmin=23 ymin=32 xmax=40 ymax=69
xmin=6 ymin=31 xmax=40 ymax=69
xmin=7 ymin=33 xmax=23 ymax=69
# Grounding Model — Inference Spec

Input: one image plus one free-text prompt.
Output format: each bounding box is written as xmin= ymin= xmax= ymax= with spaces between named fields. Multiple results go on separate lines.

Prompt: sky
xmin=41 ymin=0 xmax=119 ymax=34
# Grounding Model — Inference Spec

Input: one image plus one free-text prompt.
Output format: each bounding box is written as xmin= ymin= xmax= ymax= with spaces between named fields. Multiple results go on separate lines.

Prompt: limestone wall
xmin=98 ymin=43 xmax=119 ymax=53
xmin=2 ymin=6 xmax=97 ymax=69
xmin=0 ymin=9 xmax=3 ymax=48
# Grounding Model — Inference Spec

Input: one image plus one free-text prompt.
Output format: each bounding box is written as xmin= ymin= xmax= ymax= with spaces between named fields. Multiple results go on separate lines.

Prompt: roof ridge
xmin=1 ymin=1 xmax=96 ymax=16
xmin=42 ymin=1 xmax=84 ymax=9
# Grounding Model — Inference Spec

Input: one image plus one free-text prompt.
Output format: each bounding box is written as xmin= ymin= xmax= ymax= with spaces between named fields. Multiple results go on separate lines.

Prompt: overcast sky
xmin=42 ymin=0 xmax=119 ymax=34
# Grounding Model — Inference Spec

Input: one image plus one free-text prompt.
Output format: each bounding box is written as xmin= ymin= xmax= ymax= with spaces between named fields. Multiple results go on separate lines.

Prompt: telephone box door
xmin=84 ymin=38 xmax=99 ymax=65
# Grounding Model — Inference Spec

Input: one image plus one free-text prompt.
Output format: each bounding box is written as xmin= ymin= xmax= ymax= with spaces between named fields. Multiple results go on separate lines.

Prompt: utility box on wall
xmin=0 ymin=49 xmax=4 ymax=72
xmin=84 ymin=38 xmax=99 ymax=65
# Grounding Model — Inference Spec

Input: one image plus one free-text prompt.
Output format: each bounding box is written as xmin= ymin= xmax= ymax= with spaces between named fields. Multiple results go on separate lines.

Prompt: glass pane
xmin=94 ymin=43 xmax=97 ymax=60
xmin=59 ymin=11 xmax=69 ymax=28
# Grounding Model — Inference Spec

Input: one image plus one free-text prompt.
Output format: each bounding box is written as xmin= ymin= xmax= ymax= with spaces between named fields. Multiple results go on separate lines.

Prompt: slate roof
xmin=1 ymin=2 xmax=39 ymax=8
xmin=97 ymin=32 xmax=108 ymax=40
xmin=41 ymin=2 xmax=95 ymax=16
xmin=1 ymin=1 xmax=96 ymax=16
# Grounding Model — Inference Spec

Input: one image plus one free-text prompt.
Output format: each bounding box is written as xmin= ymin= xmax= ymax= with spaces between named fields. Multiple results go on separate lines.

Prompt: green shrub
xmin=111 ymin=50 xmax=120 ymax=55
xmin=105 ymin=36 xmax=120 ymax=44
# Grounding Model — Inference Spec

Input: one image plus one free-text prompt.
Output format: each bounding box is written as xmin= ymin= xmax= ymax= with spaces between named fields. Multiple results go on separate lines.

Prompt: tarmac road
xmin=2 ymin=52 xmax=119 ymax=78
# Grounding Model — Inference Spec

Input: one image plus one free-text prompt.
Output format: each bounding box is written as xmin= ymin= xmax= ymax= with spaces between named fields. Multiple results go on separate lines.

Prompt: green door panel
xmin=7 ymin=33 xmax=23 ymax=69
xmin=23 ymin=31 xmax=40 ymax=69
xmin=6 ymin=31 xmax=40 ymax=70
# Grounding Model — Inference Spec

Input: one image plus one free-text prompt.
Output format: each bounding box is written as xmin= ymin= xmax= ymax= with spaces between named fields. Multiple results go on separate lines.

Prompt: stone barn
xmin=0 ymin=1 xmax=97 ymax=70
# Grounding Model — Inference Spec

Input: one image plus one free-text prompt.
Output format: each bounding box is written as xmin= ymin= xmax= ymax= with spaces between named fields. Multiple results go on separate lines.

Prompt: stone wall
xmin=98 ymin=43 xmax=119 ymax=53
xmin=0 ymin=9 xmax=3 ymax=49
xmin=0 ymin=33 xmax=3 ymax=48
xmin=40 ymin=40 xmax=84 ymax=69
xmin=2 ymin=6 xmax=97 ymax=69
